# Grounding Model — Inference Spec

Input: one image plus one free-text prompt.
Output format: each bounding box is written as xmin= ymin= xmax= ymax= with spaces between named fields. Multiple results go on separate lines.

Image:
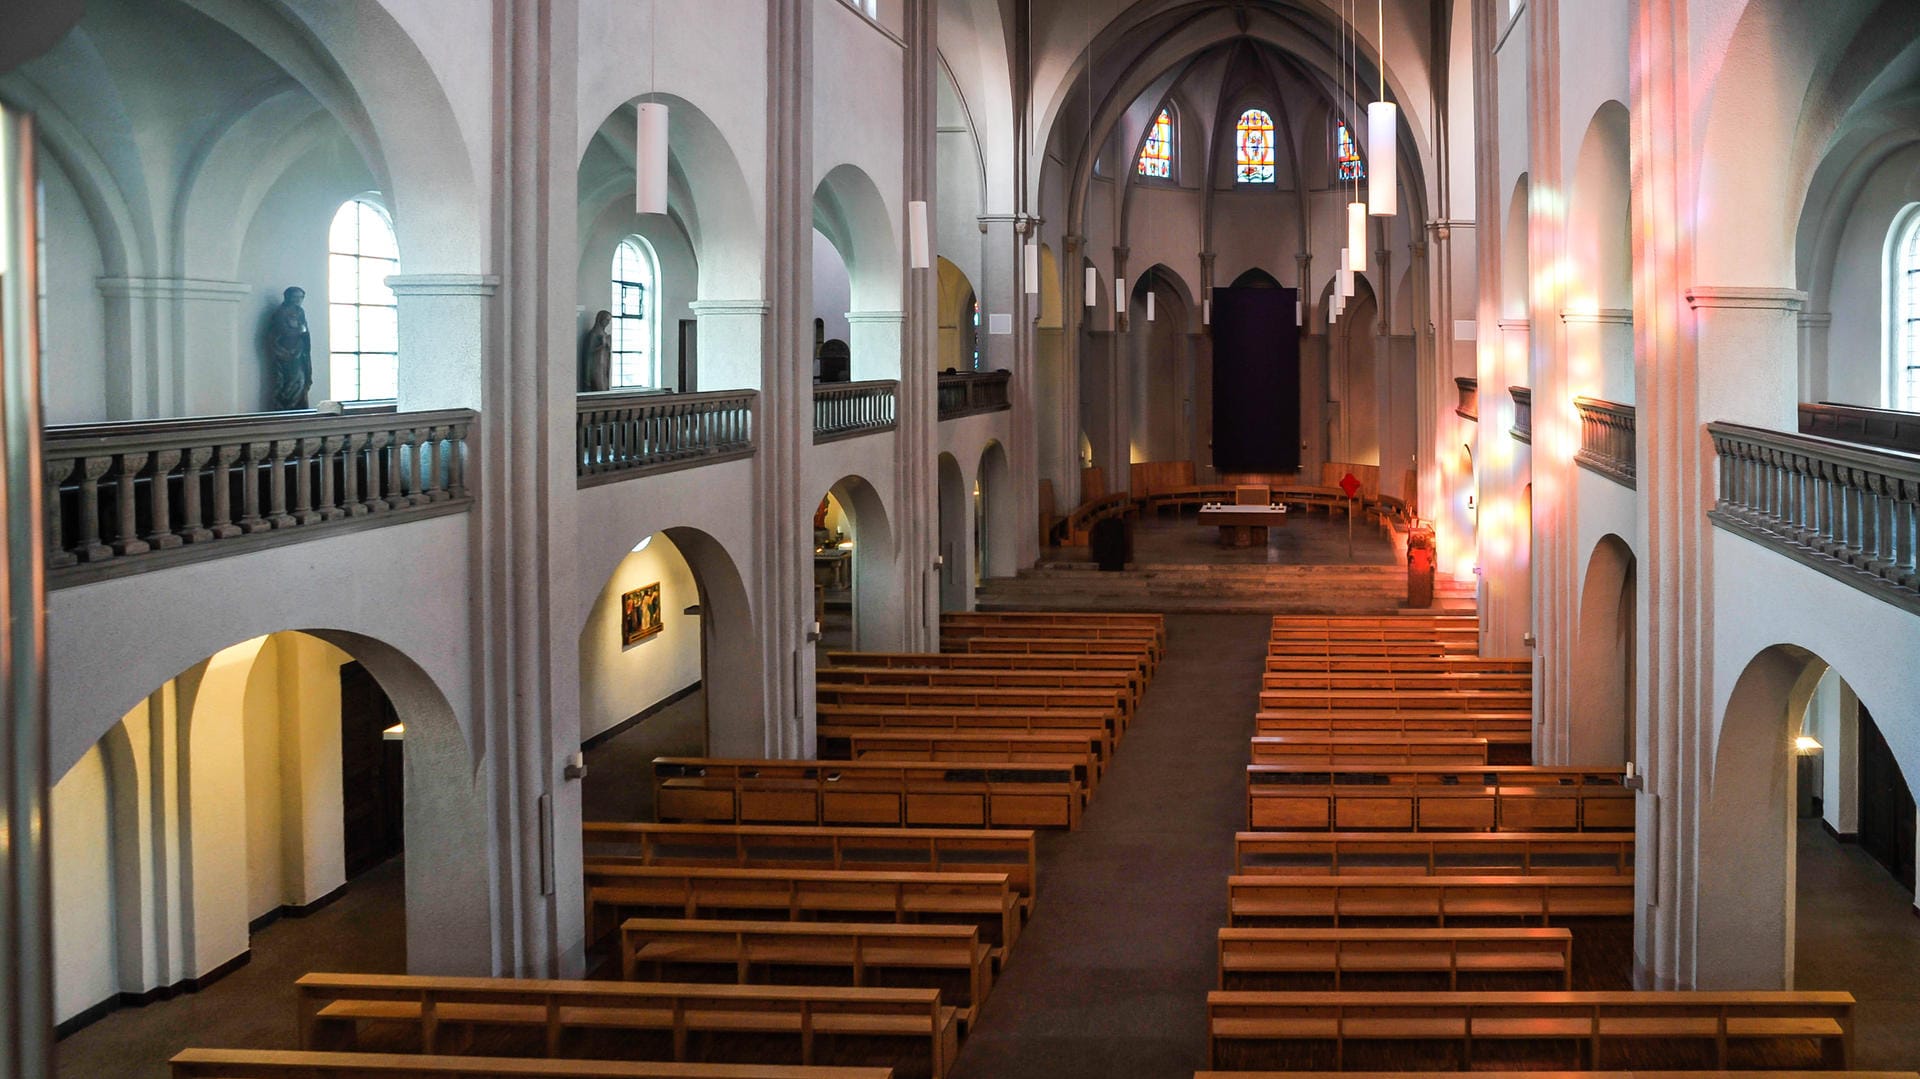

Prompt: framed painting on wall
xmin=621 ymin=583 xmax=663 ymax=646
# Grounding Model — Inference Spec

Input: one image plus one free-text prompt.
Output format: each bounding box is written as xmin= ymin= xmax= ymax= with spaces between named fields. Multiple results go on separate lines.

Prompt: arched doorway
xmin=813 ymin=164 xmax=902 ymax=382
xmin=976 ymin=440 xmax=1015 ymax=582
xmin=936 ymin=257 xmax=980 ymax=373
xmin=937 ymin=453 xmax=970 ymax=611
xmin=1571 ymin=535 xmax=1636 ymax=767
xmin=812 ymin=475 xmax=899 ymax=652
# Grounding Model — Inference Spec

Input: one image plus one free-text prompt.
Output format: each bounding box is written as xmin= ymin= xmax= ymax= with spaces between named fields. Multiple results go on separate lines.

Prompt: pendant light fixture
xmin=1115 ymin=277 xmax=1126 ymax=314
xmin=1085 ymin=265 xmax=1098 ymax=308
xmin=1146 ymin=289 xmax=1155 ymax=323
xmin=1339 ymin=247 xmax=1355 ymax=298
xmin=908 ymin=200 xmax=931 ymax=269
xmin=1343 ymin=0 xmax=1365 ymax=271
xmin=1083 ymin=2 xmax=1098 ymax=309
xmin=1368 ymin=0 xmax=1398 ymax=218
xmin=635 ymin=1 xmax=669 ymax=215
xmin=1024 ymin=240 xmax=1040 ymax=295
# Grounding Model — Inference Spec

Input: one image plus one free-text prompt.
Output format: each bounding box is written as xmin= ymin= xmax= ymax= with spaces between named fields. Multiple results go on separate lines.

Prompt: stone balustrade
xmin=44 ymin=407 xmax=474 ymax=586
xmin=1510 ymin=386 xmax=1532 ymax=444
xmin=1454 ymin=377 xmax=1478 ymax=422
xmin=576 ymin=389 xmax=756 ymax=486
xmin=814 ymin=379 xmax=898 ymax=442
xmin=937 ymin=369 xmax=1012 ymax=420
xmin=1708 ymin=421 xmax=1920 ymax=616
xmin=1574 ymin=397 xmax=1636 ymax=488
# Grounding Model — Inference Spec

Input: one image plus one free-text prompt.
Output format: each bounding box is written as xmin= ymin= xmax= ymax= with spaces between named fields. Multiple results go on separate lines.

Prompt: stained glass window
xmin=1900 ymin=215 xmax=1920 ymax=410
xmin=970 ymin=297 xmax=981 ymax=369
xmin=1336 ymin=119 xmax=1366 ymax=182
xmin=1137 ymin=107 xmax=1173 ymax=178
xmin=1236 ymin=109 xmax=1276 ymax=184
xmin=328 ymin=197 xmax=399 ymax=402
xmin=611 ymin=237 xmax=657 ymax=388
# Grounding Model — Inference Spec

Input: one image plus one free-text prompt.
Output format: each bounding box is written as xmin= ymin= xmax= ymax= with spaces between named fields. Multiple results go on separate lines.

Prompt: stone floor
xmin=1045 ymin=507 xmax=1402 ymax=567
xmin=1794 ymin=818 xmax=1920 ymax=1069
xmin=580 ymin=687 xmax=708 ymax=822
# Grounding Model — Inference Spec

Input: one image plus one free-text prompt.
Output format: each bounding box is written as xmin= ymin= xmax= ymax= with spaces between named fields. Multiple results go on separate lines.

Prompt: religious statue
xmin=583 ymin=310 xmax=613 ymax=392
xmin=267 ymin=286 xmax=312 ymax=410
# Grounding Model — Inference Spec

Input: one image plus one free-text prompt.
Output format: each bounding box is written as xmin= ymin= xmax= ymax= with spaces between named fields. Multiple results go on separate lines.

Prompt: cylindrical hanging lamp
xmin=1084 ymin=265 xmax=1098 ymax=308
xmin=636 ymin=102 xmax=669 ymax=215
xmin=1295 ymin=296 xmax=1304 ymax=327
xmin=1114 ymin=278 xmax=1126 ymax=314
xmin=1146 ymin=290 xmax=1155 ymax=322
xmin=1024 ymin=241 xmax=1040 ymax=294
xmin=907 ymin=200 xmax=931 ymax=269
xmin=1368 ymin=102 xmax=1398 ymax=218
xmin=1203 ymin=298 xmax=1212 ymax=326
xmin=1339 ymin=248 xmax=1355 ymax=298
xmin=1347 ymin=201 xmax=1369 ymax=273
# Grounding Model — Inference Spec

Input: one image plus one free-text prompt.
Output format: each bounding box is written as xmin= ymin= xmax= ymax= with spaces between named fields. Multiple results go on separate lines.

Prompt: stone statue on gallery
xmin=583 ymin=309 xmax=614 ymax=392
xmin=268 ymin=286 xmax=313 ymax=410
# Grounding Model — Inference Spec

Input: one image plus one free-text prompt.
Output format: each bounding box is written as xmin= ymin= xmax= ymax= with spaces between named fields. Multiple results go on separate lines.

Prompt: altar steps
xmin=974 ymin=562 xmax=1476 ymax=615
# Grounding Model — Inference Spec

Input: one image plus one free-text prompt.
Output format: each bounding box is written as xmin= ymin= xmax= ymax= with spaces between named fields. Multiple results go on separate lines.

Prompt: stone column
xmin=390 ymin=274 xmax=498 ymax=411
xmin=1057 ymin=233 xmax=1087 ymax=497
xmin=897 ymin=0 xmax=939 ymax=646
xmin=762 ymin=0 xmax=814 ymax=758
xmin=1105 ymin=244 xmax=1131 ymax=482
xmin=686 ymin=300 xmax=772 ymax=392
xmin=1798 ymin=311 xmax=1830 ymax=404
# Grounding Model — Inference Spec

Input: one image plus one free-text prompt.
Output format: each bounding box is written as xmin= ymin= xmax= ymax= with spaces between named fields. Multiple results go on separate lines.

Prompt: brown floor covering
xmin=1795 ymin=817 xmax=1920 ymax=1069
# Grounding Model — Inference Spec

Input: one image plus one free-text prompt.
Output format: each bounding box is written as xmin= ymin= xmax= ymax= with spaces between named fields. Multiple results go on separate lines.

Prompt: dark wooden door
xmin=340 ymin=661 xmax=404 ymax=879
xmin=1859 ymin=705 xmax=1916 ymax=893
xmin=678 ymin=318 xmax=698 ymax=392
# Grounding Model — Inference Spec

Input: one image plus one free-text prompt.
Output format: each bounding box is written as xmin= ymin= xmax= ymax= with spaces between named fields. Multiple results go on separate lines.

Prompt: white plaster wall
xmin=813 ymin=230 xmax=854 ymax=350
xmin=1574 ymin=467 xmax=1637 ymax=584
xmin=578 ymin=535 xmax=703 ymax=744
xmin=37 ymin=150 xmax=108 ymax=425
xmin=48 ymin=745 xmax=114 ymax=1025
xmin=575 ymin=201 xmax=699 ymax=390
xmin=805 ymin=433 xmax=906 ymax=651
xmin=1494 ymin=4 xmax=1530 ymax=214
xmin=936 ymin=66 xmax=985 ymax=298
xmin=1817 ymin=145 xmax=1920 ymax=407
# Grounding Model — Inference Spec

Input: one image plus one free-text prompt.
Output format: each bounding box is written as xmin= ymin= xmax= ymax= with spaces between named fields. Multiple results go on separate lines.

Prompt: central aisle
xmin=949 ymin=613 xmax=1266 ymax=1078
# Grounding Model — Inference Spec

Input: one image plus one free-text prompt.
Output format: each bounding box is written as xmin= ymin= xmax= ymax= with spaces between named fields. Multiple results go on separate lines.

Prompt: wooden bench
xmin=1226 ymin=874 xmax=1634 ymax=928
xmin=1143 ymin=483 xmax=1237 ymax=516
xmin=1265 ymin=656 xmax=1527 ymax=676
xmin=816 ymin=705 xmax=1116 ymax=757
xmin=826 ymin=651 xmax=1145 ymax=701
xmin=1246 ymin=766 xmax=1632 ymax=832
xmin=1270 ymin=615 xmax=1480 ymax=628
xmin=171 ymin=1049 xmax=894 ymax=1078
xmin=820 ymin=729 xmax=1107 ymax=793
xmin=1206 ymin=990 xmax=1855 ymax=1071
xmin=580 ymin=822 xmax=1038 ymax=909
xmin=1250 ymin=736 xmax=1490 ymax=767
xmin=1255 ymin=710 xmax=1531 ymax=742
xmin=941 ymin=610 xmax=1165 ymax=637
xmin=295 ymin=973 xmax=955 ymax=1079
xmin=1234 ymin=832 xmax=1634 ymax=877
xmin=1261 ymin=671 xmax=1532 ymax=693
xmin=814 ymin=684 xmax=1130 ymax=729
xmin=820 ymin=666 xmax=1139 ymax=712
xmin=944 ymin=623 xmax=1162 ymax=667
xmin=1054 ymin=489 xmax=1133 ymax=546
xmin=1217 ymin=927 xmax=1573 ymax=990
xmin=653 ymin=758 xmax=1083 ymax=830
xmin=959 ymin=636 xmax=1156 ymax=678
xmin=1265 ymin=641 xmax=1480 ymax=659
xmin=1198 ymin=1073 xmax=1916 ymax=1079
xmin=620 ymin=918 xmax=993 ymax=1028
xmin=1258 ymin=689 xmax=1533 ymax=713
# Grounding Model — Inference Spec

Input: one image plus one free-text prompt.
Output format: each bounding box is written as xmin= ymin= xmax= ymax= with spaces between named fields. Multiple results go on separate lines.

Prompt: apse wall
xmin=578 ymin=536 xmax=704 ymax=744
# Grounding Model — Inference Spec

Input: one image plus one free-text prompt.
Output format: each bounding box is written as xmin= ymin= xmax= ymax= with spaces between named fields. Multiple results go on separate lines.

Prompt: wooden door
xmin=1859 ymin=705 xmax=1916 ymax=893
xmin=340 ymin=661 xmax=404 ymax=879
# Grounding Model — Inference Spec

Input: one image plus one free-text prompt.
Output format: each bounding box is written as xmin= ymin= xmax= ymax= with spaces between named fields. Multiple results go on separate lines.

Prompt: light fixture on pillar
xmin=1024 ymin=240 xmax=1040 ymax=294
xmin=1084 ymin=264 xmax=1097 ymax=308
xmin=908 ymin=200 xmax=931 ymax=269
xmin=1339 ymin=248 xmax=1355 ymax=298
xmin=635 ymin=0 xmax=668 ymax=216
xmin=1347 ymin=201 xmax=1368 ymax=273
xmin=1203 ymin=297 xmax=1211 ymax=325
xmin=1114 ymin=277 xmax=1125 ymax=314
xmin=1368 ymin=0 xmax=1398 ymax=218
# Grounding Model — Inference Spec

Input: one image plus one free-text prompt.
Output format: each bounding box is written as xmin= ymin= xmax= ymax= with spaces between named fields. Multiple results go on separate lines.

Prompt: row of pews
xmin=1202 ymin=613 xmax=1904 ymax=1079
xmin=168 ymin=610 xmax=1157 ymax=1079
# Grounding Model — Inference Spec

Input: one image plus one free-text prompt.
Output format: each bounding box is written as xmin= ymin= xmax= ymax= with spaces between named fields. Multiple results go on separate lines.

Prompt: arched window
xmin=1235 ymin=108 xmax=1276 ymax=184
xmin=1137 ymin=107 xmax=1173 ymax=179
xmin=1336 ymin=119 xmax=1366 ymax=182
xmin=611 ymin=236 xmax=658 ymax=388
xmin=1896 ymin=212 xmax=1920 ymax=410
xmin=327 ymin=197 xmax=399 ymax=401
xmin=970 ymin=296 xmax=981 ymax=369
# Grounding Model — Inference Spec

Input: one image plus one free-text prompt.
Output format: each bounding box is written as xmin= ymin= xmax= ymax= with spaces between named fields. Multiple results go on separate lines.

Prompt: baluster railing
xmin=1573 ymin=396 xmax=1637 ymax=488
xmin=1707 ymin=421 xmax=1920 ymax=616
xmin=1509 ymin=386 xmax=1532 ymax=444
xmin=936 ymin=369 xmax=1012 ymax=420
xmin=1454 ymin=377 xmax=1479 ymax=422
xmin=43 ymin=408 xmax=475 ymax=585
xmin=576 ymin=388 xmax=757 ymax=486
xmin=814 ymin=379 xmax=899 ymax=442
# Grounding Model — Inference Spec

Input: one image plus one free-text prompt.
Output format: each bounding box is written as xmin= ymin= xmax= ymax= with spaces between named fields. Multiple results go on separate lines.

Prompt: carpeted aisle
xmin=949 ymin=613 xmax=1265 ymax=1079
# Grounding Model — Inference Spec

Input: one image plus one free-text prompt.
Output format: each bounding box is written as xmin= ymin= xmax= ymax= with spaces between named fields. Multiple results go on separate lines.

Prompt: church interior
xmin=3 ymin=1 xmax=1920 ymax=1077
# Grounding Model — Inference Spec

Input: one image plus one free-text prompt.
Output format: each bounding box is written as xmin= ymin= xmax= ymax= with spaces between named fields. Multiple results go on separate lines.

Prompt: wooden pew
xmin=826 ymin=651 xmax=1144 ymax=702
xmin=1225 ymin=874 xmax=1634 ymax=928
xmin=960 ymin=636 xmax=1156 ymax=679
xmin=294 ymin=974 xmax=955 ymax=1079
xmin=1258 ymin=688 xmax=1533 ymax=713
xmin=580 ymin=822 xmax=1037 ymax=909
xmin=620 ymin=918 xmax=993 ymax=1028
xmin=581 ymin=864 xmax=1020 ymax=953
xmin=1264 ymin=640 xmax=1479 ymax=658
xmin=1205 ymin=990 xmax=1855 ymax=1071
xmin=1255 ymin=710 xmax=1531 ymax=745
xmin=1261 ymin=671 xmax=1532 ymax=693
xmin=941 ymin=610 xmax=1165 ymax=636
xmin=944 ymin=622 xmax=1162 ymax=667
xmin=816 ymin=704 xmax=1116 ymax=757
xmin=1246 ymin=765 xmax=1632 ymax=832
xmin=820 ymin=666 xmax=1139 ymax=713
xmin=171 ymin=1050 xmax=894 ymax=1078
xmin=820 ymin=729 xmax=1107 ymax=793
xmin=1234 ymin=832 xmax=1634 ymax=877
xmin=1217 ymin=927 xmax=1573 ymax=991
xmin=1270 ymin=615 xmax=1479 ymax=629
xmin=814 ymin=684 xmax=1130 ymax=729
xmin=653 ymin=758 xmax=1083 ymax=830
xmin=1265 ymin=656 xmax=1528 ymax=676
xmin=1249 ymin=736 xmax=1490 ymax=767
xmin=1199 ymin=1073 xmax=1916 ymax=1079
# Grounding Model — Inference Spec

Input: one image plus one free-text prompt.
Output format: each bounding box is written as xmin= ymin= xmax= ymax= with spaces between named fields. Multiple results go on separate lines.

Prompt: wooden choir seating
xmin=580 ymin=822 xmax=1037 ymax=909
xmin=654 ymin=758 xmax=1083 ymax=831
xmin=293 ymin=973 xmax=954 ymax=1079
xmin=814 ymin=683 xmax=1131 ymax=726
xmin=827 ymin=651 xmax=1144 ymax=702
xmin=1246 ymin=766 xmax=1633 ymax=833
xmin=959 ymin=636 xmax=1156 ymax=678
xmin=1225 ymin=874 xmax=1634 ymax=928
xmin=170 ymin=1050 xmax=895 ymax=1078
xmin=1235 ymin=832 xmax=1634 ymax=878
xmin=1259 ymin=687 xmax=1533 ymax=713
xmin=620 ymin=918 xmax=993 ymax=1028
xmin=1052 ymin=467 xmax=1132 ymax=546
xmin=1249 ymin=736 xmax=1490 ymax=767
xmin=1261 ymin=670 xmax=1532 ymax=693
xmin=1205 ymin=990 xmax=1856 ymax=1071
xmin=1265 ymin=655 xmax=1529 ymax=676
xmin=816 ymin=705 xmax=1116 ymax=757
xmin=1217 ymin=927 xmax=1573 ymax=991
xmin=581 ymin=865 xmax=1021 ymax=954
xmin=820 ymin=730 xmax=1107 ymax=793
xmin=819 ymin=666 xmax=1139 ymax=710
